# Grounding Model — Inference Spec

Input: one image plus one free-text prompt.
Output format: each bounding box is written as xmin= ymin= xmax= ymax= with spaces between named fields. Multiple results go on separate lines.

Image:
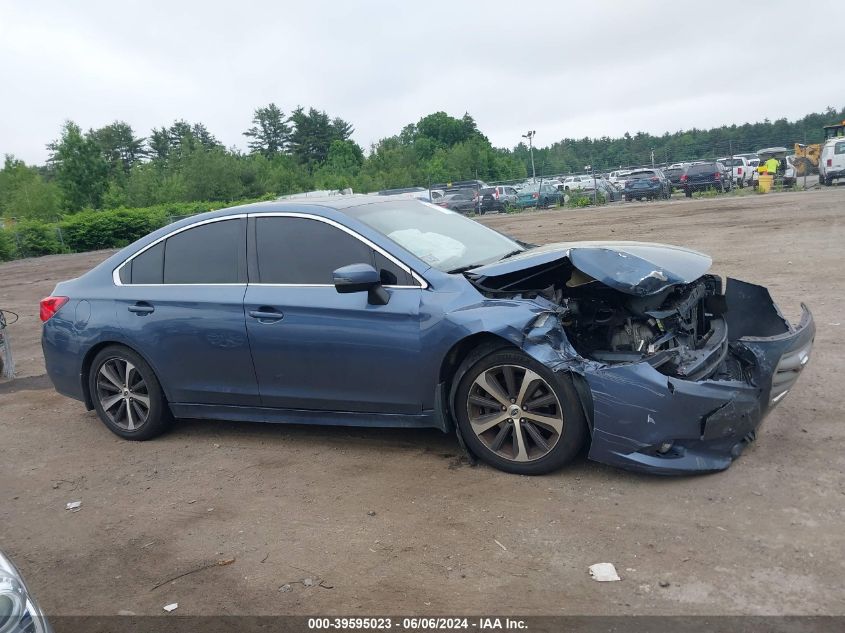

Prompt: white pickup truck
xmin=717 ymin=156 xmax=751 ymax=188
xmin=606 ymin=170 xmax=632 ymax=190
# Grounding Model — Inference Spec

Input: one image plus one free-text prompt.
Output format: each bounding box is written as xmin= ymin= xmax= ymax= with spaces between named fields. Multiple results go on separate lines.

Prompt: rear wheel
xmin=89 ymin=345 xmax=173 ymax=440
xmin=454 ymin=349 xmax=587 ymax=475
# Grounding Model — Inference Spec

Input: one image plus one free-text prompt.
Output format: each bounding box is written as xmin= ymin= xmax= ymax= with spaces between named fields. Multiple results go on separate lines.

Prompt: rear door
xmin=116 ymin=217 xmax=259 ymax=406
xmin=243 ymin=214 xmax=425 ymax=414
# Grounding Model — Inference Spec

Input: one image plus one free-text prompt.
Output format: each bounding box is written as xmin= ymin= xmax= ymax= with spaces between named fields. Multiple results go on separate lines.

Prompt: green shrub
xmin=14 ymin=220 xmax=63 ymax=257
xmin=0 ymin=229 xmax=17 ymax=261
xmin=59 ymin=207 xmax=170 ymax=251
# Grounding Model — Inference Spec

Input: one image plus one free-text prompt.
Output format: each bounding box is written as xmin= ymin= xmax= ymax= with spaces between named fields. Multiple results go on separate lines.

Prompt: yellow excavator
xmin=793 ymin=120 xmax=845 ymax=176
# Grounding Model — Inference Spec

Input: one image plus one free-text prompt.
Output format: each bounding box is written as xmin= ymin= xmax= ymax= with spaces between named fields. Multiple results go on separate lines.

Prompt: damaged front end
xmin=468 ymin=243 xmax=815 ymax=474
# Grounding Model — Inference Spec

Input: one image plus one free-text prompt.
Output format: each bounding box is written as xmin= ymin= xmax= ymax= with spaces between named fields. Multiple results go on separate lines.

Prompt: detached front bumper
xmin=583 ymin=278 xmax=815 ymax=474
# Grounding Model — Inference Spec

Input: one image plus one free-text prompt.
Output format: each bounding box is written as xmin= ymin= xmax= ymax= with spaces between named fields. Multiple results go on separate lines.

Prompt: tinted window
xmin=256 ymin=217 xmax=417 ymax=286
xmin=131 ymin=241 xmax=164 ymax=284
xmin=163 ymin=219 xmax=246 ymax=284
xmin=374 ymin=251 xmax=415 ymax=286
xmin=506 ymin=187 xmax=517 ymax=195
xmin=480 ymin=188 xmax=495 ymax=195
xmin=629 ymin=170 xmax=656 ymax=178
xmin=687 ymin=164 xmax=715 ymax=175
xmin=835 ymin=142 xmax=845 ymax=155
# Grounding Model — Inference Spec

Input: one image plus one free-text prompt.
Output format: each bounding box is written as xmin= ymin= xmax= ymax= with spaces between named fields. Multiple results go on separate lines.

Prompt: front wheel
xmin=89 ymin=345 xmax=173 ymax=440
xmin=454 ymin=349 xmax=588 ymax=475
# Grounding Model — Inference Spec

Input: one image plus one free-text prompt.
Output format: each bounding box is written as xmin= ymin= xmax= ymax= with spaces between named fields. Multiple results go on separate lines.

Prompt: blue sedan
xmin=41 ymin=197 xmax=814 ymax=475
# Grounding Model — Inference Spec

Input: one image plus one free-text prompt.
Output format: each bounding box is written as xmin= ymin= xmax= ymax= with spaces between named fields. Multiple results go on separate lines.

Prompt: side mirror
xmin=332 ymin=263 xmax=389 ymax=305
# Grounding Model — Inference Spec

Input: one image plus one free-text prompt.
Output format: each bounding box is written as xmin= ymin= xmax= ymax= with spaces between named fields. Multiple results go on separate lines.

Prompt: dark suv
xmin=480 ymin=186 xmax=519 ymax=212
xmin=680 ymin=162 xmax=733 ymax=197
xmin=623 ymin=169 xmax=672 ymax=201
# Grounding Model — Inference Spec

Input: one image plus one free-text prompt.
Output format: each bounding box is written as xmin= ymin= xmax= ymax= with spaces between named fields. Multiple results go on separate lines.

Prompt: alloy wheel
xmin=466 ymin=364 xmax=564 ymax=462
xmin=96 ymin=357 xmax=151 ymax=431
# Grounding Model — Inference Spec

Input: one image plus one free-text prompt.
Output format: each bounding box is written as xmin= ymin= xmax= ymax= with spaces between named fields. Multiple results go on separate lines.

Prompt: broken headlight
xmin=0 ymin=551 xmax=51 ymax=633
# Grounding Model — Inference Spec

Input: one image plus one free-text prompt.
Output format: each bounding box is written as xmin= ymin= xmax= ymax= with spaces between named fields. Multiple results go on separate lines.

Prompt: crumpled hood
xmin=467 ymin=241 xmax=712 ymax=296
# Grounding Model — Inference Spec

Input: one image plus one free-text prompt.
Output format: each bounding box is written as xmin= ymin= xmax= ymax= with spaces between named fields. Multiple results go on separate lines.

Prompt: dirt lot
xmin=1 ymin=188 xmax=844 ymax=617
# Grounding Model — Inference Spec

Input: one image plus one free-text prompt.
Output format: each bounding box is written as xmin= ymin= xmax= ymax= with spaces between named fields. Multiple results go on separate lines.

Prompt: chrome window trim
xmin=112 ymin=211 xmax=429 ymax=289
xmin=113 ymin=214 xmax=248 ymax=286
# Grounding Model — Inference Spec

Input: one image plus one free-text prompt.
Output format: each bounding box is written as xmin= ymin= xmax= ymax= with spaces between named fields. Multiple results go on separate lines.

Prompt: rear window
xmin=835 ymin=142 xmax=845 ymax=155
xmin=629 ymin=170 xmax=655 ymax=178
xmin=480 ymin=188 xmax=495 ymax=195
xmin=721 ymin=158 xmax=742 ymax=167
xmin=687 ymin=164 xmax=715 ymax=174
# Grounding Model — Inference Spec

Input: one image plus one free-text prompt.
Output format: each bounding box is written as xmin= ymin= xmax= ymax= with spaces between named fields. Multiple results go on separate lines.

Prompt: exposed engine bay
xmin=469 ymin=259 xmax=735 ymax=381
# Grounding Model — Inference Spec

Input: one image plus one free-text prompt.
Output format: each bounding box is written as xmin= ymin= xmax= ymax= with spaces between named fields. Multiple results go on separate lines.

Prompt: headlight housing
xmin=0 ymin=552 xmax=51 ymax=633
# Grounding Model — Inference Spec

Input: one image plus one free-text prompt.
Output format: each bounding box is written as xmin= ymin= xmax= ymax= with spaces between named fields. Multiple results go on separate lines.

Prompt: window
xmin=131 ymin=242 xmax=164 ymax=284
xmin=255 ymin=216 xmax=417 ymax=286
xmin=835 ymin=142 xmax=845 ymax=155
xmin=163 ymin=219 xmax=246 ymax=284
xmin=345 ymin=200 xmax=523 ymax=273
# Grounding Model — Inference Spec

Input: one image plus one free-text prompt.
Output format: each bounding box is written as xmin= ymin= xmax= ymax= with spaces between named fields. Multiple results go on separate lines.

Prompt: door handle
xmin=248 ymin=309 xmax=284 ymax=322
xmin=128 ymin=302 xmax=154 ymax=315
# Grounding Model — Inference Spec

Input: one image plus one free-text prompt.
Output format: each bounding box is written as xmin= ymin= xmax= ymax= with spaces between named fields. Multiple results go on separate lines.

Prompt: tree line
xmin=1 ymin=105 xmax=843 ymax=223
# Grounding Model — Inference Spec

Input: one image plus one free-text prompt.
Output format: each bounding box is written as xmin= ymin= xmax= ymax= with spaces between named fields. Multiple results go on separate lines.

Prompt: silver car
xmin=0 ymin=550 xmax=52 ymax=632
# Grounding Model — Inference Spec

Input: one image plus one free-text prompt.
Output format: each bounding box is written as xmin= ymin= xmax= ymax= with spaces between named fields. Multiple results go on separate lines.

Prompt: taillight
xmin=714 ymin=171 xmax=720 ymax=179
xmin=494 ymin=190 xmax=500 ymax=199
xmin=650 ymin=177 xmax=659 ymax=182
xmin=680 ymin=174 xmax=687 ymax=182
xmin=40 ymin=296 xmax=69 ymax=322
xmin=737 ymin=167 xmax=743 ymax=175
xmin=532 ymin=192 xmax=538 ymax=199
xmin=828 ymin=159 xmax=833 ymax=167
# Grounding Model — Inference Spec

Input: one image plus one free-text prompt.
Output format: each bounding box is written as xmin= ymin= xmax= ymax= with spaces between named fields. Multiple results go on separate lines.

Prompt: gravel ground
xmin=0 ymin=187 xmax=843 ymax=616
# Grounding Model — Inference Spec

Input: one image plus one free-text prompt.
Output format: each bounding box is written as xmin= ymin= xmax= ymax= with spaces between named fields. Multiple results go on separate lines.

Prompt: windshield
xmin=720 ymin=158 xmax=742 ymax=167
xmin=346 ymin=200 xmax=523 ymax=272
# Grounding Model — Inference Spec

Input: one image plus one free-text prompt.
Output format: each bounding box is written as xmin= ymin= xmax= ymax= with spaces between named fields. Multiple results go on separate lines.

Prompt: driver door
xmin=243 ymin=215 xmax=425 ymax=414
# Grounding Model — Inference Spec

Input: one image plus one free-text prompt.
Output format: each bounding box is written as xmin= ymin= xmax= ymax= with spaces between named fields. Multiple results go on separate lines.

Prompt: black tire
xmin=453 ymin=348 xmax=588 ymax=475
xmin=88 ymin=345 xmax=173 ymax=441
xmin=685 ymin=189 xmax=692 ymax=198
xmin=625 ymin=196 xmax=632 ymax=202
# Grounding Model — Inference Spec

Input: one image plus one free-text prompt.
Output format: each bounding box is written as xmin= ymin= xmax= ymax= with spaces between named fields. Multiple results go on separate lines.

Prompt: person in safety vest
xmin=764 ymin=156 xmax=780 ymax=176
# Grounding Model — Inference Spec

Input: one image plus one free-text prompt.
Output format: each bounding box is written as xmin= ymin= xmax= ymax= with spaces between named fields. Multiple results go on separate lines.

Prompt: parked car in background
xmin=517 ymin=183 xmax=563 ymax=208
xmin=430 ymin=189 xmax=445 ymax=202
xmin=623 ymin=168 xmax=672 ymax=201
xmin=562 ymin=175 xmax=594 ymax=191
xmin=0 ymin=550 xmax=52 ymax=632
xmin=437 ymin=189 xmax=480 ymax=214
xmin=580 ymin=176 xmax=620 ymax=202
xmin=664 ymin=166 xmax=685 ymax=190
xmin=607 ymin=170 xmax=632 ymax=189
xmin=819 ymin=136 xmax=845 ymax=186
xmin=717 ymin=157 xmax=751 ymax=188
xmin=480 ymin=186 xmax=519 ymax=212
xmin=750 ymin=148 xmax=795 ymax=188
xmin=680 ymin=162 xmax=732 ymax=196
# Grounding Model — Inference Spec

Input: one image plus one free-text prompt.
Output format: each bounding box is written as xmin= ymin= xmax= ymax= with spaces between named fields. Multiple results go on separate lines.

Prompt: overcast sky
xmin=1 ymin=0 xmax=842 ymax=165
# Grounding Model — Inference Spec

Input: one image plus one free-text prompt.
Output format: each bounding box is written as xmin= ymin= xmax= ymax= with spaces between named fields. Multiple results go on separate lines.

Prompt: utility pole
xmin=650 ymin=149 xmax=655 ymax=169
xmin=522 ymin=130 xmax=536 ymax=181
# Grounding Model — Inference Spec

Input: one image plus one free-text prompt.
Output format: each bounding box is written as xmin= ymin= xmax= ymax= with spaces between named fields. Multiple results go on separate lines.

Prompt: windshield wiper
xmin=447 ymin=249 xmax=528 ymax=274
xmin=498 ymin=249 xmax=527 ymax=261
